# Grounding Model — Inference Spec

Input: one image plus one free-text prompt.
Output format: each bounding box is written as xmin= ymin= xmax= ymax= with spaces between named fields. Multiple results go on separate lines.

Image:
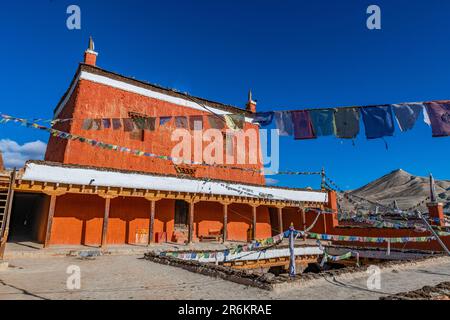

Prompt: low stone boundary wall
xmin=144 ymin=252 xmax=274 ymax=290
xmin=144 ymin=252 xmax=448 ymax=292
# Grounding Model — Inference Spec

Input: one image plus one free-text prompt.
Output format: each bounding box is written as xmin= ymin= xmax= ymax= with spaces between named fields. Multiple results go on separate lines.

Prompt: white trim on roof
xmin=54 ymin=74 xmax=80 ymax=118
xmin=21 ymin=163 xmax=328 ymax=203
xmin=54 ymin=71 xmax=253 ymax=122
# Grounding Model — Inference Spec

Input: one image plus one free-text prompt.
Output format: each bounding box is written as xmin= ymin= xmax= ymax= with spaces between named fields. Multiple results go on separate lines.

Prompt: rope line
xmin=3 ymin=97 xmax=442 ymax=124
xmin=0 ymin=113 xmax=323 ymax=177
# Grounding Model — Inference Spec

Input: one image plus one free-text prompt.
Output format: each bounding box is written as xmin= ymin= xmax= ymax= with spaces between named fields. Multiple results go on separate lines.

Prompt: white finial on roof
xmin=84 ymin=36 xmax=98 ymax=66
xmin=246 ymin=90 xmax=257 ymax=113
xmin=88 ymin=36 xmax=95 ymax=51
xmin=430 ymin=173 xmax=437 ymax=202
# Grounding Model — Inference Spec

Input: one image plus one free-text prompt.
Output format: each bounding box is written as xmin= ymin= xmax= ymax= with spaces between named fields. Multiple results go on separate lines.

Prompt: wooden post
xmin=222 ymin=202 xmax=229 ymax=243
xmin=144 ymin=196 xmax=161 ymax=246
xmin=252 ymin=205 xmax=257 ymax=241
xmin=148 ymin=200 xmax=156 ymax=245
xmin=321 ymin=167 xmax=326 ymax=190
xmin=188 ymin=200 xmax=196 ymax=244
xmin=301 ymin=208 xmax=307 ymax=241
xmin=288 ymin=224 xmax=296 ymax=277
xmin=277 ymin=206 xmax=284 ymax=234
xmin=43 ymin=191 xmax=65 ymax=248
xmin=101 ymin=197 xmax=111 ymax=248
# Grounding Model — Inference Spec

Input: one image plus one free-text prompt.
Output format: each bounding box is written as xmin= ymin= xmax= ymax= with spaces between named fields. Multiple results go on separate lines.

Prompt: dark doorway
xmin=8 ymin=193 xmax=47 ymax=242
xmin=174 ymin=200 xmax=188 ymax=230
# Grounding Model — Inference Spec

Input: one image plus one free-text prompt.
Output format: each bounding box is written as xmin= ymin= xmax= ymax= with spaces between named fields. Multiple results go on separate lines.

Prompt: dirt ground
xmin=0 ymin=255 xmax=449 ymax=300
xmin=381 ymin=281 xmax=450 ymax=300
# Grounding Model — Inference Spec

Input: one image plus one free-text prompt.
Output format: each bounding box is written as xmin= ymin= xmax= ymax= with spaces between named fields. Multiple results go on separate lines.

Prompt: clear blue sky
xmin=0 ymin=0 xmax=449 ymax=189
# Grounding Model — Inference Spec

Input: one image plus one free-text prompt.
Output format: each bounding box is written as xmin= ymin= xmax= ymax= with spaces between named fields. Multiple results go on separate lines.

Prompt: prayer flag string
xmin=0 ymin=113 xmax=322 ymax=177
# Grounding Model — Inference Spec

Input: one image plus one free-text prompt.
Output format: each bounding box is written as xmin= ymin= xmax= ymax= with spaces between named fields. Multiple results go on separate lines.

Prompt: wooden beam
xmin=101 ymin=197 xmax=111 ymax=248
xmin=44 ymin=194 xmax=58 ymax=248
xmin=14 ymin=181 xmax=328 ymax=210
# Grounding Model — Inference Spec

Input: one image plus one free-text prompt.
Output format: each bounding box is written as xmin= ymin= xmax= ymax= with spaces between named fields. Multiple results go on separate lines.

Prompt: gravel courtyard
xmin=0 ymin=255 xmax=449 ymax=300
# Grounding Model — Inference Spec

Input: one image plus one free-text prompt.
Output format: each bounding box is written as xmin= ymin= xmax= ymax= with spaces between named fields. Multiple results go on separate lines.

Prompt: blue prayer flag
xmin=274 ymin=111 xmax=294 ymax=136
xmin=310 ymin=109 xmax=336 ymax=136
xmin=252 ymin=112 xmax=274 ymax=126
xmin=361 ymin=106 xmax=395 ymax=139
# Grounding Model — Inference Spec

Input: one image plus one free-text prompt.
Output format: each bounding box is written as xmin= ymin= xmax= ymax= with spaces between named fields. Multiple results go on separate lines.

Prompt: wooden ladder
xmin=0 ymin=170 xmax=16 ymax=260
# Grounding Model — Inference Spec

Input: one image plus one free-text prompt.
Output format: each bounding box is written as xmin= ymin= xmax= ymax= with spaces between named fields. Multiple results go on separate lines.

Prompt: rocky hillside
xmin=342 ymin=169 xmax=450 ymax=213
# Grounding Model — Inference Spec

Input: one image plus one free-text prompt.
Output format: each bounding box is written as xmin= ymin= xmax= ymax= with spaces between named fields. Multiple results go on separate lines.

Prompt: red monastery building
xmin=0 ymin=39 xmax=332 ymax=248
xmin=45 ymin=37 xmax=265 ymax=186
xmin=0 ymin=39 xmax=448 ymax=255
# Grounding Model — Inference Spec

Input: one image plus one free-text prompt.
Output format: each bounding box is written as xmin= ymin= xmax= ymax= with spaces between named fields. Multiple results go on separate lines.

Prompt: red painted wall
xmin=45 ymin=79 xmax=265 ymax=185
xmin=152 ymin=199 xmax=175 ymax=243
xmin=48 ymin=195 xmax=272 ymax=245
xmin=303 ymin=191 xmax=450 ymax=252
xmin=45 ymin=84 xmax=79 ymax=162
xmin=193 ymin=201 xmax=224 ymax=241
xmin=45 ymin=190 xmax=449 ymax=251
xmin=227 ymin=204 xmax=271 ymax=242
xmin=107 ymin=197 xmax=149 ymax=244
xmin=50 ymin=194 xmax=103 ymax=245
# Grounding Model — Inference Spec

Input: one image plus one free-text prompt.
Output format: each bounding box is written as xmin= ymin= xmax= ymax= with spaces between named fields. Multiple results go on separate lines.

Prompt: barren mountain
xmin=343 ymin=169 xmax=450 ymax=213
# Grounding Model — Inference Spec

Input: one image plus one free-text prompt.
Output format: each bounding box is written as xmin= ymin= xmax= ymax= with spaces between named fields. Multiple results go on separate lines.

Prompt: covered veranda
xmin=5 ymin=161 xmax=330 ymax=249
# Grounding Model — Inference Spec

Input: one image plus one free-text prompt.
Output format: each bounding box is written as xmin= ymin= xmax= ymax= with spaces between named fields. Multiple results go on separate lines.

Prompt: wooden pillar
xmin=277 ymin=206 xmax=284 ymax=234
xmin=43 ymin=191 xmax=65 ymax=248
xmin=100 ymin=194 xmax=117 ymax=248
xmin=188 ymin=199 xmax=197 ymax=244
xmin=251 ymin=205 xmax=258 ymax=241
xmin=301 ymin=208 xmax=307 ymax=241
xmin=145 ymin=197 xmax=161 ymax=245
xmin=301 ymin=208 xmax=306 ymax=230
xmin=222 ymin=202 xmax=229 ymax=243
xmin=101 ymin=198 xmax=111 ymax=248
xmin=149 ymin=200 xmax=156 ymax=245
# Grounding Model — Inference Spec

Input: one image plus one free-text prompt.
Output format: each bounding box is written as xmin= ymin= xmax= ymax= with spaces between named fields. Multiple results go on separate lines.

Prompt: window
xmin=130 ymin=128 xmax=144 ymax=141
xmin=174 ymin=165 xmax=197 ymax=177
xmin=128 ymin=111 xmax=155 ymax=142
xmin=223 ymin=132 xmax=234 ymax=157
